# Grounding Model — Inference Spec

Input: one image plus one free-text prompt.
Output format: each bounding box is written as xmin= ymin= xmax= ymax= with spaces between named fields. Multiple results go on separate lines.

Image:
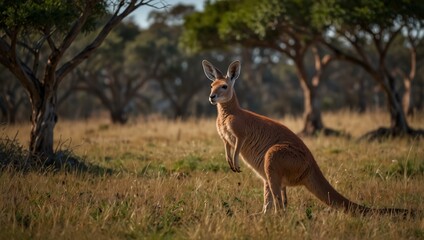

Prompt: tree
xmin=393 ymin=22 xmax=423 ymax=116
xmin=138 ymin=4 xmax=207 ymax=119
xmin=74 ymin=20 xmax=150 ymax=124
xmin=0 ymin=0 xmax=164 ymax=163
xmin=315 ymin=0 xmax=424 ymax=138
xmin=182 ymin=0 xmax=340 ymax=136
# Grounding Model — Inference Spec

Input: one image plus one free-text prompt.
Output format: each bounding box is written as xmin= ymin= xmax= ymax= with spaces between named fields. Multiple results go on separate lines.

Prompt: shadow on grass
xmin=298 ymin=127 xmax=352 ymax=139
xmin=359 ymin=127 xmax=424 ymax=141
xmin=0 ymin=135 xmax=113 ymax=176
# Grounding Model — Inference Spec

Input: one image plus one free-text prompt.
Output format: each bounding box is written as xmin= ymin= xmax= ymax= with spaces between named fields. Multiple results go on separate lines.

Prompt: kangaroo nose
xmin=209 ymin=94 xmax=217 ymax=100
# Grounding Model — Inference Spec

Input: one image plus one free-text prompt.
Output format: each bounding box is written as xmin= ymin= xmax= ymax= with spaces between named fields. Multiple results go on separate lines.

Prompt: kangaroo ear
xmin=202 ymin=60 xmax=224 ymax=81
xmin=227 ymin=60 xmax=241 ymax=82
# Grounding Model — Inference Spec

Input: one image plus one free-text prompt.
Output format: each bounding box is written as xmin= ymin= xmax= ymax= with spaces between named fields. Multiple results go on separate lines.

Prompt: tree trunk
xmin=373 ymin=72 xmax=411 ymax=137
xmin=302 ymin=85 xmax=323 ymax=135
xmin=0 ymin=102 xmax=7 ymax=123
xmin=402 ymin=78 xmax=413 ymax=117
xmin=295 ymin=62 xmax=324 ymax=135
xmin=29 ymin=94 xmax=57 ymax=163
xmin=174 ymin=107 xmax=182 ymax=119
xmin=110 ymin=109 xmax=128 ymax=124
xmin=386 ymin=83 xmax=410 ymax=135
xmin=359 ymin=70 xmax=418 ymax=140
xmin=357 ymin=82 xmax=367 ymax=113
xmin=7 ymin=106 xmax=16 ymax=124
xmin=0 ymin=93 xmax=18 ymax=124
xmin=402 ymin=37 xmax=416 ymax=117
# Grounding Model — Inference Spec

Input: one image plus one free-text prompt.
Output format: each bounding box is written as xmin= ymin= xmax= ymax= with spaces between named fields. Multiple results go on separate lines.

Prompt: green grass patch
xmin=387 ymin=159 xmax=424 ymax=178
xmin=173 ymin=154 xmax=202 ymax=172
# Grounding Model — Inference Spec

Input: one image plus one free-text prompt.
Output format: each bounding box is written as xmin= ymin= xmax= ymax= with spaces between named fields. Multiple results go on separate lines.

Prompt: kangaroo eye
xmin=222 ymin=85 xmax=228 ymax=89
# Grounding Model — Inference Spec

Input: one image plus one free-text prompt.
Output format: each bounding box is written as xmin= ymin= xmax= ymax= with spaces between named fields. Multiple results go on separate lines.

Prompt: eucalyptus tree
xmin=74 ymin=20 xmax=148 ymax=124
xmin=138 ymin=4 xmax=208 ymax=119
xmin=0 ymin=0 xmax=163 ymax=163
xmin=182 ymin=0 xmax=339 ymax=136
xmin=395 ymin=22 xmax=422 ymax=116
xmin=315 ymin=0 xmax=424 ymax=138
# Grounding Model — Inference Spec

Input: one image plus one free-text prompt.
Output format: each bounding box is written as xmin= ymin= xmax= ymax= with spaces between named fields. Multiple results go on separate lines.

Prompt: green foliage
xmin=218 ymin=0 xmax=283 ymax=39
xmin=312 ymin=0 xmax=424 ymax=29
xmin=183 ymin=0 xmax=424 ymax=53
xmin=0 ymin=0 xmax=107 ymax=33
xmin=181 ymin=1 xmax=233 ymax=52
xmin=182 ymin=0 xmax=321 ymax=52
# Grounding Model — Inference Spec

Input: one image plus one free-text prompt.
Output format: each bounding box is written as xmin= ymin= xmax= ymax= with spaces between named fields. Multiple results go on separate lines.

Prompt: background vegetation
xmin=1 ymin=0 xmax=424 ymax=239
xmin=1 ymin=1 xmax=423 ymax=124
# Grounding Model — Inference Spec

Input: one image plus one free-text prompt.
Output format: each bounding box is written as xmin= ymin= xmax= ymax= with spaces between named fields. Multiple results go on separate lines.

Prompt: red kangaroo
xmin=202 ymin=59 xmax=417 ymax=216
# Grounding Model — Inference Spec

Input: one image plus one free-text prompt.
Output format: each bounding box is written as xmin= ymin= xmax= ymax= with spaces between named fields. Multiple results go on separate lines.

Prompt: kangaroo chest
xmin=216 ymin=115 xmax=267 ymax=179
xmin=216 ymin=118 xmax=237 ymax=147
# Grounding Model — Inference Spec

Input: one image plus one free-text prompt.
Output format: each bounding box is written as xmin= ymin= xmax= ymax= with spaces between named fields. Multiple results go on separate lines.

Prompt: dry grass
xmin=1 ymin=111 xmax=424 ymax=239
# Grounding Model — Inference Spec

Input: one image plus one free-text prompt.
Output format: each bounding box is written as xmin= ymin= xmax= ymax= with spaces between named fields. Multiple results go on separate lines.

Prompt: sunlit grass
xmin=1 ymin=111 xmax=424 ymax=239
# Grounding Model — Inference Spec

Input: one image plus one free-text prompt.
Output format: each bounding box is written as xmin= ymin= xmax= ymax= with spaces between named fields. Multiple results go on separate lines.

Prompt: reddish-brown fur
xmin=202 ymin=60 xmax=416 ymax=216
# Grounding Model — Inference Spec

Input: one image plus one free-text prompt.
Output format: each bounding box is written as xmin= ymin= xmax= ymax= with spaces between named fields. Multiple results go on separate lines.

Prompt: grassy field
xmin=1 ymin=111 xmax=424 ymax=239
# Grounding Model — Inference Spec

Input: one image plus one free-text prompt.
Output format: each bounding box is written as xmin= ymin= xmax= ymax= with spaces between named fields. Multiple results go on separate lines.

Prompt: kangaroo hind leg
xmin=264 ymin=144 xmax=300 ymax=213
xmin=264 ymin=161 xmax=285 ymax=213
xmin=263 ymin=183 xmax=288 ymax=213
xmin=266 ymin=175 xmax=284 ymax=213
xmin=263 ymin=181 xmax=273 ymax=213
xmin=282 ymin=186 xmax=288 ymax=209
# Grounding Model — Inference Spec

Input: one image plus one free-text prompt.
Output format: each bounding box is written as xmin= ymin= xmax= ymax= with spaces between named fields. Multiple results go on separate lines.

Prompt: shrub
xmin=0 ymin=133 xmax=28 ymax=171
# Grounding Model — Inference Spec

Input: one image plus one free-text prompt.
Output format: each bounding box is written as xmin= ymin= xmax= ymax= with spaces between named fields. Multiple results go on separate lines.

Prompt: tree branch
xmin=338 ymin=29 xmax=371 ymax=66
xmin=45 ymin=0 xmax=98 ymax=91
xmin=43 ymin=27 xmax=58 ymax=51
xmin=321 ymin=40 xmax=377 ymax=79
xmin=408 ymin=42 xmax=417 ymax=81
xmin=0 ymin=29 xmax=40 ymax=101
xmin=76 ymin=70 xmax=112 ymax=109
xmin=380 ymin=27 xmax=402 ymax=62
xmin=56 ymin=0 xmax=154 ymax=84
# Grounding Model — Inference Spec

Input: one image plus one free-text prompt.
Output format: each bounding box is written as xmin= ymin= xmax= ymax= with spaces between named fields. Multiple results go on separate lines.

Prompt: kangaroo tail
xmin=303 ymin=166 xmax=365 ymax=213
xmin=303 ymin=166 xmax=417 ymax=217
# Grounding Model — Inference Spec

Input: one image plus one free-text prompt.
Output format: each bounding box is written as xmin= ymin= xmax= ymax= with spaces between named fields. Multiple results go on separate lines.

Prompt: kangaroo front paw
xmin=226 ymin=157 xmax=236 ymax=172
xmin=233 ymin=157 xmax=241 ymax=172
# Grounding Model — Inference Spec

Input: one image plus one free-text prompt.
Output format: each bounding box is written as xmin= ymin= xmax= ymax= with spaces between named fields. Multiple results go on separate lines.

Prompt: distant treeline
xmin=1 ymin=2 xmax=423 ymax=126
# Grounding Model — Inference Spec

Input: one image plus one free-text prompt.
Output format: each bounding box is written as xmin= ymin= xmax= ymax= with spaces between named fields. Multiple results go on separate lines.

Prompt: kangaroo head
xmin=202 ymin=60 xmax=241 ymax=105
